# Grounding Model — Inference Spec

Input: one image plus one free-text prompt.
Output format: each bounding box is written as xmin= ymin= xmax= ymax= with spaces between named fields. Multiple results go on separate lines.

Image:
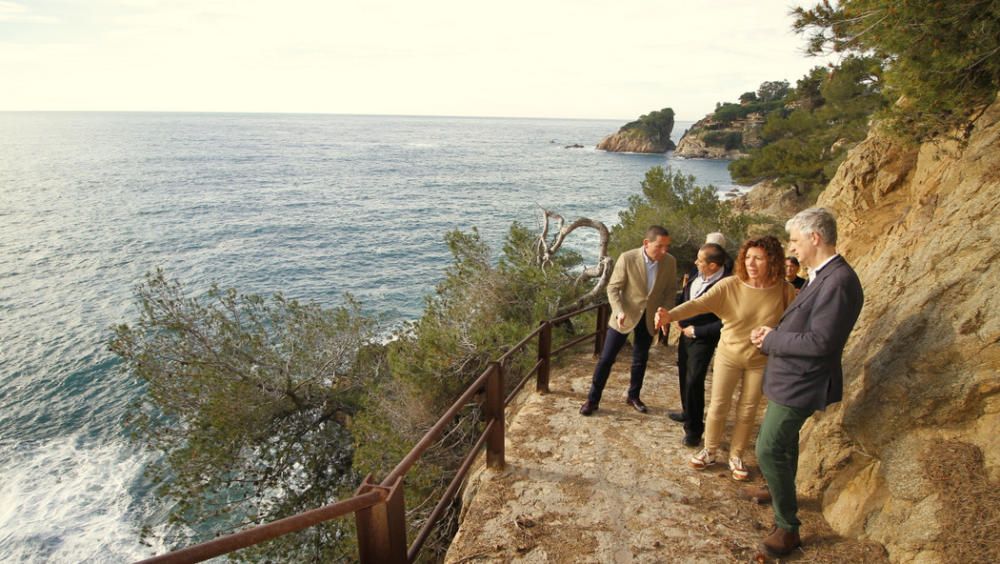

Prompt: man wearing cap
xmin=580 ymin=225 xmax=676 ymax=416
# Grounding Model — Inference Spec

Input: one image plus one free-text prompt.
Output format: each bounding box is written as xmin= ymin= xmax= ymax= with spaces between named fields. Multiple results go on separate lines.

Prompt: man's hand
xmin=682 ymin=325 xmax=696 ymax=338
xmin=616 ymin=312 xmax=627 ymax=330
xmin=751 ymin=326 xmax=773 ymax=348
xmin=653 ymin=307 xmax=671 ymax=330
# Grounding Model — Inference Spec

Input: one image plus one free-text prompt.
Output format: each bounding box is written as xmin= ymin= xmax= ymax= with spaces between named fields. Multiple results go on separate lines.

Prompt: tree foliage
xmin=710 ymin=81 xmax=789 ymax=127
xmin=757 ymin=80 xmax=791 ymax=102
xmin=386 ymin=224 xmax=583 ymax=412
xmin=113 ymin=223 xmax=593 ymax=561
xmin=793 ymin=0 xmax=1000 ymax=140
xmin=352 ymin=223 xmax=588 ymax=559
xmin=111 ymin=269 xmax=383 ymax=561
xmin=619 ymin=107 xmax=676 ymax=145
xmin=610 ymin=167 xmax=777 ymax=273
xmin=729 ymin=55 xmax=885 ymax=199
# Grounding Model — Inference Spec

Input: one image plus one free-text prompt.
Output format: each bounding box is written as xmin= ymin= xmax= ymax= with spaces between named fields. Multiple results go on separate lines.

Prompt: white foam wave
xmin=0 ymin=436 xmax=169 ymax=563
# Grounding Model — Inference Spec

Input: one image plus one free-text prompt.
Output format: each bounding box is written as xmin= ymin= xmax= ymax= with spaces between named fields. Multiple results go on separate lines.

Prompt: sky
xmin=0 ymin=0 xmax=836 ymax=120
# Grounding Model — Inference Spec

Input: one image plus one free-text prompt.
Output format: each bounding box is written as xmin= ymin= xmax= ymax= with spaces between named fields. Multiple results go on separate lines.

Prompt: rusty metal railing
xmin=138 ymin=302 xmax=611 ymax=564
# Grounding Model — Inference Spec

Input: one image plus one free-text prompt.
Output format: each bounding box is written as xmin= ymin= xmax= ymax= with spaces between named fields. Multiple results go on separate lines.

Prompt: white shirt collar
xmin=699 ymin=268 xmax=724 ymax=284
xmin=808 ymin=254 xmax=839 ymax=284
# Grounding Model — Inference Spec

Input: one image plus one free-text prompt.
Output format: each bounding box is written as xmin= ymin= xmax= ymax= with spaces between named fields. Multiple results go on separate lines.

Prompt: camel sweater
xmin=669 ymin=276 xmax=796 ymax=366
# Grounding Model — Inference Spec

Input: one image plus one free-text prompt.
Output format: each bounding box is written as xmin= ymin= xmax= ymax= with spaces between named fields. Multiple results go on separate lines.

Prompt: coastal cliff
xmin=673 ymin=113 xmax=764 ymax=159
xmin=793 ymin=94 xmax=1000 ymax=563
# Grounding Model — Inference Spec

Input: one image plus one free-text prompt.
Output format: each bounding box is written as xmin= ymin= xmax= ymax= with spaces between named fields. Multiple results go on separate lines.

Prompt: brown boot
xmin=740 ymin=484 xmax=771 ymax=504
xmin=760 ymin=526 xmax=801 ymax=557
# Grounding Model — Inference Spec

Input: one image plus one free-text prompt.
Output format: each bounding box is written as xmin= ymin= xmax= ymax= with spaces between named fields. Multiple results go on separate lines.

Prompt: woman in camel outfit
xmin=656 ymin=236 xmax=795 ymax=481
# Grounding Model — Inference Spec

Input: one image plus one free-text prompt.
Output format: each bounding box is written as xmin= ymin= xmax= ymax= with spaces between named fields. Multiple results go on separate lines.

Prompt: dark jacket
xmin=675 ymin=268 xmax=730 ymax=339
xmin=761 ymin=255 xmax=864 ymax=411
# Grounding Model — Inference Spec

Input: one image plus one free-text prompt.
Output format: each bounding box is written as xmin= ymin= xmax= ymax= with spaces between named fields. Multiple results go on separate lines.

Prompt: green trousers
xmin=755 ymin=400 xmax=815 ymax=532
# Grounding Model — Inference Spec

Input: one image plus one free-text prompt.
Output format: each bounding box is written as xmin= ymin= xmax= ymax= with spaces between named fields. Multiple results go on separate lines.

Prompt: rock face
xmin=796 ymin=95 xmax=1000 ymax=563
xmin=673 ymin=114 xmax=764 ymax=159
xmin=595 ymin=130 xmax=675 ymax=153
xmin=728 ymin=179 xmax=811 ymax=219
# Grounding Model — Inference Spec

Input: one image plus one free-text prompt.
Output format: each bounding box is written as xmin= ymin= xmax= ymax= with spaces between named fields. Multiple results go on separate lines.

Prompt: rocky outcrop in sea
xmin=595 ymin=130 xmax=675 ymax=153
xmin=595 ymin=107 xmax=677 ymax=154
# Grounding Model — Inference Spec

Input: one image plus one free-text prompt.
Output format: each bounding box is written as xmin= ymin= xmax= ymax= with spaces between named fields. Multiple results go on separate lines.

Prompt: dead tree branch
xmin=536 ymin=208 xmax=613 ymax=314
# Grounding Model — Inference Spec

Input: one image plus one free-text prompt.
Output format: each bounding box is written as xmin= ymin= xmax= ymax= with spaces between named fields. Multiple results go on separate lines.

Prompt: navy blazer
xmin=676 ymin=268 xmax=729 ymax=339
xmin=761 ymin=255 xmax=864 ymax=411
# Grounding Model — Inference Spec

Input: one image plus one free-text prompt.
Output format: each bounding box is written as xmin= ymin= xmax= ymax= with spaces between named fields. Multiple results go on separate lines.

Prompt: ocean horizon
xmin=0 ymin=112 xmax=738 ymax=561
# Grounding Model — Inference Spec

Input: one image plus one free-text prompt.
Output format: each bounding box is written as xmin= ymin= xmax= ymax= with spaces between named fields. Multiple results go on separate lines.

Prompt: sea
xmin=0 ymin=112 xmax=738 ymax=562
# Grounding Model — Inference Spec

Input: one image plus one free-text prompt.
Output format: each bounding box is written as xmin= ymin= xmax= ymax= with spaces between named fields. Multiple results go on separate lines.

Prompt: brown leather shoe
xmin=579 ymin=402 xmax=598 ymax=416
xmin=740 ymin=484 xmax=771 ymax=504
xmin=760 ymin=526 xmax=801 ymax=557
xmin=625 ymin=397 xmax=648 ymax=413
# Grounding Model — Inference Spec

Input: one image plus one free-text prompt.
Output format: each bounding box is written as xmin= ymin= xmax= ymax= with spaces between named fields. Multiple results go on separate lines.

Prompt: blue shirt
xmin=642 ymin=250 xmax=658 ymax=294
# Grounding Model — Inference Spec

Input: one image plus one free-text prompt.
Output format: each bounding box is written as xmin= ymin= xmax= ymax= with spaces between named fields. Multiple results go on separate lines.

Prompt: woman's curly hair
xmin=734 ymin=235 xmax=785 ymax=285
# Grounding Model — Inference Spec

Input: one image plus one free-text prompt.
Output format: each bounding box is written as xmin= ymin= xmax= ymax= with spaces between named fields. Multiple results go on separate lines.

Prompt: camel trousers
xmin=704 ymin=350 xmax=766 ymax=458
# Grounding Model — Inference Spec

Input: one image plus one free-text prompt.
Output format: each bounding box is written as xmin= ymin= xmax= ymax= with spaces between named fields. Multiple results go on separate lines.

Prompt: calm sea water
xmin=0 ymin=112 xmax=736 ymax=561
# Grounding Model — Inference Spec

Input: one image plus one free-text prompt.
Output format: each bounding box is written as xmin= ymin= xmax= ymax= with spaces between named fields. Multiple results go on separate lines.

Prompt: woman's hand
xmin=654 ymin=307 xmax=671 ymax=330
xmin=751 ymin=326 xmax=772 ymax=348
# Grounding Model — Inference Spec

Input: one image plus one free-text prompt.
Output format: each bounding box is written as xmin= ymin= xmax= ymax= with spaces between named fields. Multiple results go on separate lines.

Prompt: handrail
xmin=496 ymin=322 xmax=546 ymax=366
xmin=549 ymin=301 xmax=604 ymax=324
xmin=382 ymin=364 xmax=494 ymax=487
xmin=139 ymin=301 xmax=610 ymax=564
xmin=136 ymin=491 xmax=385 ymax=564
xmin=407 ymin=418 xmax=494 ymax=561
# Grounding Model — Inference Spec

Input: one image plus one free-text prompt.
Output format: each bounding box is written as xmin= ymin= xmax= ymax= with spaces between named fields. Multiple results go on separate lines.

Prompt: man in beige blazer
xmin=580 ymin=225 xmax=677 ymax=415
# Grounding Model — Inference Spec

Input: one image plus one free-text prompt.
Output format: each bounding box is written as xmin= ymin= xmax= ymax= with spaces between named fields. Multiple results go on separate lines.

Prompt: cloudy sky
xmin=1 ymin=0 xmax=834 ymax=120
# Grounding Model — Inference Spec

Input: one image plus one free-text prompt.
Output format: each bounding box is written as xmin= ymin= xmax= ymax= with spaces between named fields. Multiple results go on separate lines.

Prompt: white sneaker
xmin=689 ymin=448 xmax=716 ymax=470
xmin=729 ymin=456 xmax=750 ymax=481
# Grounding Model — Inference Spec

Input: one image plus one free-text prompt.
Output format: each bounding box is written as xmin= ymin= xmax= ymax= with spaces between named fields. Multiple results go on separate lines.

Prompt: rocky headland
xmin=596 ymin=107 xmax=677 ymax=154
xmin=673 ymin=112 xmax=765 ymax=159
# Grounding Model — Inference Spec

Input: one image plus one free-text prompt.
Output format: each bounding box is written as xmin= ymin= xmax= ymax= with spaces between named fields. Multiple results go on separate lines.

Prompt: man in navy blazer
xmin=669 ymin=243 xmax=730 ymax=447
xmin=749 ymin=208 xmax=864 ymax=557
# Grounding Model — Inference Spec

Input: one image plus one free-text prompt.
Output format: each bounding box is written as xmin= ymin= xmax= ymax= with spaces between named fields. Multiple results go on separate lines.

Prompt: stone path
xmin=444 ymin=344 xmax=888 ymax=563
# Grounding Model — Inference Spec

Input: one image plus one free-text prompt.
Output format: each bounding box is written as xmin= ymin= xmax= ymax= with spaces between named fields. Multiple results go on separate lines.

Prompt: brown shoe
xmin=625 ymin=397 xmax=648 ymax=413
xmin=579 ymin=402 xmax=598 ymax=416
xmin=740 ymin=484 xmax=771 ymax=504
xmin=760 ymin=526 xmax=801 ymax=557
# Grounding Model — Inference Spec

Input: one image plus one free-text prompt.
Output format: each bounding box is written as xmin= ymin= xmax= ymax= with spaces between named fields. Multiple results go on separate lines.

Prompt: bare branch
xmin=536 ymin=208 xmax=613 ymax=314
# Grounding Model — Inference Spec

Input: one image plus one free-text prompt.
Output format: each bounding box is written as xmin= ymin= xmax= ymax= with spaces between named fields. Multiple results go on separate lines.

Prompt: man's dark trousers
xmin=587 ymin=314 xmax=653 ymax=405
xmin=677 ymin=338 xmax=689 ymax=413
xmin=756 ymin=400 xmax=814 ymax=532
xmin=679 ymin=333 xmax=719 ymax=439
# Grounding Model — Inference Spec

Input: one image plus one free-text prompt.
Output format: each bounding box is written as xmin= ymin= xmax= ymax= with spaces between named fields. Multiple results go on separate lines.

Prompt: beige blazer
xmin=607 ymin=247 xmax=677 ymax=338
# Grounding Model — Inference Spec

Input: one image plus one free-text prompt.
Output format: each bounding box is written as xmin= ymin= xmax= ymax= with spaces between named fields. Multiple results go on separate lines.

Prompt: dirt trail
xmin=444 ymin=344 xmax=887 ymax=563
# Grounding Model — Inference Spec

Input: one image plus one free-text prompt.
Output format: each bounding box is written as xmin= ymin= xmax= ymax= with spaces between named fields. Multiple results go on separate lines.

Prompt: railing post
xmin=354 ymin=474 xmax=406 ymax=564
xmin=486 ymin=362 xmax=505 ymax=470
xmin=594 ymin=303 xmax=609 ymax=357
xmin=536 ymin=321 xmax=551 ymax=394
